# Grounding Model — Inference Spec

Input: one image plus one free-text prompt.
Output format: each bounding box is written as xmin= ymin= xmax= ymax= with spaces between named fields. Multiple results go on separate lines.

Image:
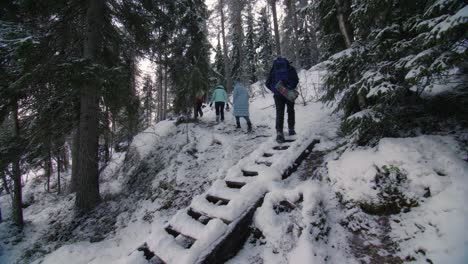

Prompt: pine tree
xmin=256 ymin=7 xmax=275 ymax=79
xmin=213 ymin=33 xmax=225 ymax=83
xmin=244 ymin=6 xmax=257 ymax=84
xmin=296 ymin=0 xmax=319 ymax=68
xmin=170 ymin=0 xmax=211 ymax=116
xmin=141 ymin=75 xmax=155 ymax=128
xmin=228 ymin=0 xmax=246 ymax=85
xmin=321 ymin=0 xmax=468 ymax=145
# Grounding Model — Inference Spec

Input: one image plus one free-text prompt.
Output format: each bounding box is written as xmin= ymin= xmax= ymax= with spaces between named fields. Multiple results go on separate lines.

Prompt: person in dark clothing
xmin=195 ymin=95 xmax=204 ymax=118
xmin=265 ymin=57 xmax=299 ymax=143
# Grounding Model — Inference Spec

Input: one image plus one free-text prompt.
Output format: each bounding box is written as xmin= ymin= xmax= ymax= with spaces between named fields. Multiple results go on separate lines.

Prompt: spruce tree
xmin=256 ymin=7 xmax=275 ymax=79
xmin=321 ymin=0 xmax=468 ymax=145
xmin=244 ymin=6 xmax=257 ymax=84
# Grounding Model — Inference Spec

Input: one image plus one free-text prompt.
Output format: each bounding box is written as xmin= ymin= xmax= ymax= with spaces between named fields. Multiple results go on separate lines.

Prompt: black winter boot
xmin=276 ymin=132 xmax=285 ymax=143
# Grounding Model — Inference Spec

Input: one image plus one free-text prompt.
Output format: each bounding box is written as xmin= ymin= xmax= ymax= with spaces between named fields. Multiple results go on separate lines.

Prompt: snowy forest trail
xmin=0 ymin=73 xmax=340 ymax=264
xmin=139 ymin=92 xmax=339 ymax=263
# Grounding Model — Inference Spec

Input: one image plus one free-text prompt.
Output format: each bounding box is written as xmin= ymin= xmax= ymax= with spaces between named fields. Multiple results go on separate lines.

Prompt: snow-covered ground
xmin=1 ymin=67 xmax=467 ymax=264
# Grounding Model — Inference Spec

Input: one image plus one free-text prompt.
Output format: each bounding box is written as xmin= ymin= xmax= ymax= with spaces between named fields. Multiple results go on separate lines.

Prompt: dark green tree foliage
xmin=313 ymin=0 xmax=349 ymax=60
xmin=213 ymin=34 xmax=225 ymax=82
xmin=228 ymin=0 xmax=245 ymax=84
xmin=296 ymin=0 xmax=319 ymax=68
xmin=281 ymin=0 xmax=296 ymax=64
xmin=321 ymin=0 xmax=468 ymax=145
xmin=256 ymin=7 xmax=275 ymax=79
xmin=141 ymin=75 xmax=155 ymax=127
xmin=1 ymin=0 xmax=158 ymax=213
xmin=244 ymin=6 xmax=257 ymax=84
xmin=170 ymin=0 xmax=211 ymax=115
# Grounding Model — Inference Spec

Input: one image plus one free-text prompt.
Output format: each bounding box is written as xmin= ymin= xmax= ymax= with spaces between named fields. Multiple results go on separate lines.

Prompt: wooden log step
xmin=196 ymin=196 xmax=265 ymax=264
xmin=206 ymin=194 xmax=230 ymax=206
xmin=137 ymin=243 xmax=157 ymax=261
xmin=273 ymin=145 xmax=290 ymax=150
xmin=242 ymin=170 xmax=258 ymax=177
xmin=255 ymin=161 xmax=272 ymax=167
xmin=165 ymin=226 xmax=196 ymax=249
xmin=263 ymin=153 xmax=274 ymax=157
xmin=188 ymin=207 xmax=231 ymax=225
xmin=187 ymin=208 xmax=212 ymax=225
xmin=282 ymin=139 xmax=320 ymax=179
xmin=225 ymin=180 xmax=246 ymax=189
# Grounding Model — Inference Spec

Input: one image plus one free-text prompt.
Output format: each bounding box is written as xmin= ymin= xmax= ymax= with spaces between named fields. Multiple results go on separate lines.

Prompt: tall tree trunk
xmin=163 ymin=58 xmax=168 ymax=120
xmin=290 ymin=0 xmax=300 ymax=67
xmin=158 ymin=63 xmax=163 ymax=121
xmin=1 ymin=171 xmax=10 ymax=195
xmin=219 ymin=0 xmax=231 ymax=90
xmin=104 ymin=106 xmax=110 ymax=162
xmin=11 ymin=100 xmax=23 ymax=228
xmin=62 ymin=144 xmax=69 ymax=172
xmin=270 ymin=0 xmax=281 ymax=56
xmin=75 ymin=0 xmax=103 ymax=211
xmin=57 ymin=153 xmax=61 ymax=194
xmin=70 ymin=127 xmax=79 ymax=192
xmin=45 ymin=150 xmax=52 ymax=192
xmin=335 ymin=0 xmax=353 ymax=48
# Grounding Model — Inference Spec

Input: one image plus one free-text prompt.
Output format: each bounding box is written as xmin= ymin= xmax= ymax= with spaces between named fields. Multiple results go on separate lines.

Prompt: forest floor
xmin=1 ymin=68 xmax=467 ymax=264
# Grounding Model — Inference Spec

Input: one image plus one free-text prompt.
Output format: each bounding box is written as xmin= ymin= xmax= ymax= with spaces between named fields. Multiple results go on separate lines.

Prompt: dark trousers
xmin=215 ymin=102 xmax=225 ymax=121
xmin=195 ymin=102 xmax=203 ymax=118
xmin=274 ymin=95 xmax=295 ymax=133
xmin=236 ymin=116 xmax=252 ymax=128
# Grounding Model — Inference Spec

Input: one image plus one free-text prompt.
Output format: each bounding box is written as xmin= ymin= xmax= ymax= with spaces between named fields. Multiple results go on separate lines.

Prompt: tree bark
xmin=335 ymin=0 xmax=353 ymax=48
xmin=270 ymin=0 xmax=281 ymax=57
xmin=219 ymin=0 xmax=231 ymax=90
xmin=75 ymin=0 xmax=103 ymax=211
xmin=70 ymin=127 xmax=79 ymax=193
xmin=163 ymin=57 xmax=168 ymax=120
xmin=286 ymin=0 xmax=299 ymax=67
xmin=104 ymin=106 xmax=111 ymax=162
xmin=45 ymin=150 xmax=52 ymax=192
xmin=158 ymin=63 xmax=163 ymax=122
xmin=62 ymin=144 xmax=69 ymax=172
xmin=11 ymin=100 xmax=23 ymax=228
xmin=57 ymin=154 xmax=61 ymax=194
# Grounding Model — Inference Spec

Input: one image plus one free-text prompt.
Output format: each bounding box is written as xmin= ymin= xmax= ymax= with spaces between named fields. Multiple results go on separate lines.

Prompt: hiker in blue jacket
xmin=210 ymin=85 xmax=229 ymax=122
xmin=232 ymin=81 xmax=252 ymax=132
xmin=265 ymin=57 xmax=299 ymax=143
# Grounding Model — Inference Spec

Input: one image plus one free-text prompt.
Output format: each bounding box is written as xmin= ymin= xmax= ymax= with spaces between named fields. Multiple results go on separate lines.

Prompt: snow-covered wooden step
xmin=225 ymin=180 xmax=246 ymax=189
xmin=273 ymin=145 xmax=290 ymax=150
xmin=208 ymin=180 xmax=243 ymax=200
xmin=144 ymin=137 xmax=321 ymax=264
xmin=241 ymin=170 xmax=258 ymax=176
xmin=165 ymin=226 xmax=196 ymax=249
xmin=205 ymin=194 xmax=229 ymax=206
xmin=255 ymin=160 xmax=272 ymax=167
xmin=187 ymin=208 xmax=214 ymax=225
xmin=169 ymin=209 xmax=209 ymax=239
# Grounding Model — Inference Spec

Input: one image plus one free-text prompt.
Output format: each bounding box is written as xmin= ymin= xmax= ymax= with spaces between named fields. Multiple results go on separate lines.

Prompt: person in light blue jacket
xmin=233 ymin=82 xmax=252 ymax=132
xmin=210 ymin=85 xmax=229 ymax=122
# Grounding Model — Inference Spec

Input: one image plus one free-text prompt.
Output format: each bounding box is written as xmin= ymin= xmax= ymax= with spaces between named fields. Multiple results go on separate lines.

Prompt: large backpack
xmin=273 ymin=57 xmax=290 ymax=84
xmin=272 ymin=57 xmax=298 ymax=90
